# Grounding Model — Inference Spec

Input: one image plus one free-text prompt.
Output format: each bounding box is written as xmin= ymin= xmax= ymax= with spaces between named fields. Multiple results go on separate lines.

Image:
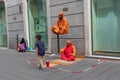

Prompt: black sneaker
xmin=38 ymin=66 xmax=41 ymax=70
xmin=38 ymin=66 xmax=44 ymax=70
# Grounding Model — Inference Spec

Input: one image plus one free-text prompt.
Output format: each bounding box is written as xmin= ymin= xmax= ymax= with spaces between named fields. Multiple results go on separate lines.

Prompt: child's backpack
xmin=20 ymin=43 xmax=25 ymax=51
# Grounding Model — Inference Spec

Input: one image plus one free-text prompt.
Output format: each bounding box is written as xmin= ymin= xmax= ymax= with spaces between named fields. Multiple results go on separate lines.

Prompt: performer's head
xmin=58 ymin=12 xmax=64 ymax=20
xmin=66 ymin=40 xmax=72 ymax=46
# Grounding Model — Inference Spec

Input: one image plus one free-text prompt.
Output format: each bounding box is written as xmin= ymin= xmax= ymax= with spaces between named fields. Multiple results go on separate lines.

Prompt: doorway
xmin=27 ymin=0 xmax=48 ymax=50
xmin=0 ymin=1 xmax=7 ymax=47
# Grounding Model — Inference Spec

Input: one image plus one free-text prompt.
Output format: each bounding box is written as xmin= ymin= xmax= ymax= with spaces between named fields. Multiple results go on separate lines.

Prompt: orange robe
xmin=51 ymin=12 xmax=69 ymax=35
xmin=60 ymin=44 xmax=76 ymax=61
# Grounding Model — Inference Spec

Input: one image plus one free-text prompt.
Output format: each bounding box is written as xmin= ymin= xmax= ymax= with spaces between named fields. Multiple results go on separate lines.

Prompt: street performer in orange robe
xmin=60 ymin=40 xmax=76 ymax=61
xmin=51 ymin=12 xmax=69 ymax=35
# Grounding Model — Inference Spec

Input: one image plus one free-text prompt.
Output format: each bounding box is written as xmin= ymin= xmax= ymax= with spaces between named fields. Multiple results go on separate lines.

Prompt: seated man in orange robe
xmin=51 ymin=12 xmax=69 ymax=35
xmin=60 ymin=40 xmax=76 ymax=61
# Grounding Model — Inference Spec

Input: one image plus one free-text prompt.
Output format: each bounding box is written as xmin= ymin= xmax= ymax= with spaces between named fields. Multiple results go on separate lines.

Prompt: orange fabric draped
xmin=60 ymin=44 xmax=76 ymax=61
xmin=51 ymin=12 xmax=69 ymax=35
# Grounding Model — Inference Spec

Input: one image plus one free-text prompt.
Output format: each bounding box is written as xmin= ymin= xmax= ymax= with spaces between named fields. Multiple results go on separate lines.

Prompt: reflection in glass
xmin=0 ymin=2 xmax=7 ymax=47
xmin=28 ymin=0 xmax=48 ymax=50
xmin=92 ymin=0 xmax=120 ymax=56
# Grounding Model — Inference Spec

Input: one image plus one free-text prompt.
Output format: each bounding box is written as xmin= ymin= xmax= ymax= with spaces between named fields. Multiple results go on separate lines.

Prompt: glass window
xmin=27 ymin=0 xmax=48 ymax=50
xmin=91 ymin=0 xmax=120 ymax=57
xmin=0 ymin=2 xmax=7 ymax=47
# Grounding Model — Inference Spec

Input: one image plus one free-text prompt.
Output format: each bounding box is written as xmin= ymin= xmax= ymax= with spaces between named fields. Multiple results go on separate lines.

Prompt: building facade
xmin=0 ymin=0 xmax=120 ymax=59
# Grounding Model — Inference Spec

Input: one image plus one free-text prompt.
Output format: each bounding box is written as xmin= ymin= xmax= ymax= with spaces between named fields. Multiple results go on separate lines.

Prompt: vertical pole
xmin=16 ymin=34 xmax=18 ymax=50
xmin=57 ymin=34 xmax=60 ymax=54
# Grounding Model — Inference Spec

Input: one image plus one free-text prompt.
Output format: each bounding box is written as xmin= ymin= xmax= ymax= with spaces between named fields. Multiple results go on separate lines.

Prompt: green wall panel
xmin=28 ymin=0 xmax=48 ymax=50
xmin=92 ymin=0 xmax=120 ymax=56
xmin=0 ymin=2 xmax=7 ymax=47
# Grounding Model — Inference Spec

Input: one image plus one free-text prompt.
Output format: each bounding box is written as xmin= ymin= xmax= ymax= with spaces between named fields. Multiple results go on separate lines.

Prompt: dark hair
xmin=20 ymin=38 xmax=25 ymax=44
xmin=35 ymin=35 xmax=41 ymax=40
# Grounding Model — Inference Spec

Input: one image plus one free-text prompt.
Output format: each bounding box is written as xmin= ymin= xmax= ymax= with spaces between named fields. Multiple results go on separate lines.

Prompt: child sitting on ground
xmin=18 ymin=38 xmax=27 ymax=52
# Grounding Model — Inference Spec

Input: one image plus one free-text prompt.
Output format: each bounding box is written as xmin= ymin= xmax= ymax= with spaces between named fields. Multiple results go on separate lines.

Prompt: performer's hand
xmin=59 ymin=26 xmax=62 ymax=29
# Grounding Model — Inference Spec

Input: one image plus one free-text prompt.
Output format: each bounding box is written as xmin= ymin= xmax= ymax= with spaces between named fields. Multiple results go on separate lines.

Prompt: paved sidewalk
xmin=0 ymin=48 xmax=120 ymax=80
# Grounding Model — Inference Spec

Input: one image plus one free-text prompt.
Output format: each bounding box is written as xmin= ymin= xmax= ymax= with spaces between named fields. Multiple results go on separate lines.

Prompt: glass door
xmin=0 ymin=2 xmax=7 ymax=47
xmin=27 ymin=0 xmax=48 ymax=50
xmin=91 ymin=0 xmax=120 ymax=57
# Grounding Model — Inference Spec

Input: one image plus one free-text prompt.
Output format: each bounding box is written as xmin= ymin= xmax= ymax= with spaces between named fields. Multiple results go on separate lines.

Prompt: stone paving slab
xmin=93 ymin=64 xmax=120 ymax=80
xmin=0 ymin=48 xmax=120 ymax=80
xmin=77 ymin=63 xmax=118 ymax=80
xmin=109 ymin=71 xmax=120 ymax=80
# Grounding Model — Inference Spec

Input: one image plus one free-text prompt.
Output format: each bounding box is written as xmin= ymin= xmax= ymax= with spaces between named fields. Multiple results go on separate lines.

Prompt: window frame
xmin=84 ymin=0 xmax=120 ymax=59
